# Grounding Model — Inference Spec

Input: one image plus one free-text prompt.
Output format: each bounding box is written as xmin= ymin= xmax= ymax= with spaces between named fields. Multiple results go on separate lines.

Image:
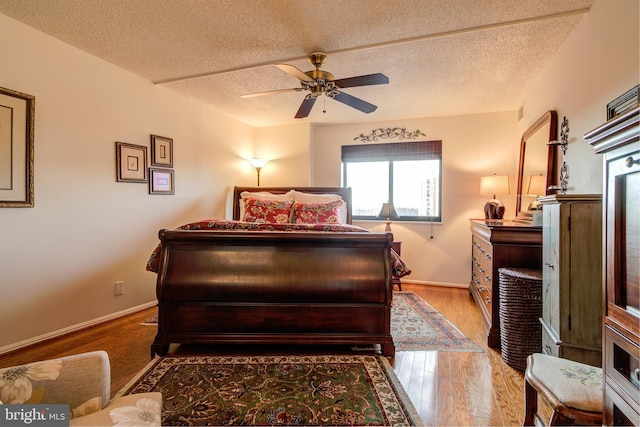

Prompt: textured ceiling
xmin=0 ymin=0 xmax=593 ymax=127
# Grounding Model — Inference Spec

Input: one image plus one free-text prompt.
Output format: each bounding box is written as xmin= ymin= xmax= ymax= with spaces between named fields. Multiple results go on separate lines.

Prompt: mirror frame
xmin=515 ymin=110 xmax=558 ymax=222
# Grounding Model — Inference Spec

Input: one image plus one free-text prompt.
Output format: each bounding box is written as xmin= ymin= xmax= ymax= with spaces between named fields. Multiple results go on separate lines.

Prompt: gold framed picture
xmin=0 ymin=86 xmax=35 ymax=207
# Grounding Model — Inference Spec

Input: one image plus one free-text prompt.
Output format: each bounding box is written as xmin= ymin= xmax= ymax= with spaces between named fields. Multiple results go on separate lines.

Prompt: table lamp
xmin=480 ymin=174 xmax=510 ymax=219
xmin=378 ymin=201 xmax=399 ymax=232
xmin=525 ymin=174 xmax=546 ymax=211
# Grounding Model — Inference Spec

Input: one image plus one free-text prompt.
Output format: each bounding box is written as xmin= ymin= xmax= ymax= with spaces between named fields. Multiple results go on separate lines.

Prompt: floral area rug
xmin=391 ymin=291 xmax=483 ymax=352
xmin=142 ymin=291 xmax=482 ymax=353
xmin=118 ymin=354 xmax=423 ymax=426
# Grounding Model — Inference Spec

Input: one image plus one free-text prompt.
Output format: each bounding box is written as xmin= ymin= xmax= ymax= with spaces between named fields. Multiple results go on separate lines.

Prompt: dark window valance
xmin=341 ymin=140 xmax=442 ymax=162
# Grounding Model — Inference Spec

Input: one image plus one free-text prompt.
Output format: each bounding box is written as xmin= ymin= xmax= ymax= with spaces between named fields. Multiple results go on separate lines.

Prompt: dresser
xmin=538 ymin=194 xmax=602 ymax=367
xmin=469 ymin=219 xmax=542 ymax=348
xmin=586 ymin=107 xmax=639 ymax=426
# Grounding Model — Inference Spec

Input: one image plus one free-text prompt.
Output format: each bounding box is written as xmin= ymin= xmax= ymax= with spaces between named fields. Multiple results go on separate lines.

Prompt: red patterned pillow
xmin=242 ymin=199 xmax=293 ymax=223
xmin=292 ymin=200 xmax=344 ymax=224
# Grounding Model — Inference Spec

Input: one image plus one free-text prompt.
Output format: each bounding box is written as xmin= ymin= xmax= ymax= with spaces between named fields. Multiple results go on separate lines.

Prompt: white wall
xmin=0 ymin=14 xmax=256 ymax=351
xmin=310 ymin=113 xmax=518 ymax=286
xmin=518 ymin=0 xmax=639 ymax=194
xmin=254 ymin=124 xmax=312 ymax=186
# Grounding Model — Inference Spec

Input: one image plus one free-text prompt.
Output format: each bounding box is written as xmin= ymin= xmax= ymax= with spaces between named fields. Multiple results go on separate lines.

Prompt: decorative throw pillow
xmin=292 ymin=200 xmax=344 ymax=224
xmin=238 ymin=190 xmax=293 ymax=220
xmin=291 ymin=191 xmax=347 ymax=224
xmin=242 ymin=198 xmax=292 ymax=223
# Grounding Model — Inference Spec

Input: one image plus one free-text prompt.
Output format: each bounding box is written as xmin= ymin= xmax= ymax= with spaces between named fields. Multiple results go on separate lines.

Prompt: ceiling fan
xmin=241 ymin=52 xmax=389 ymax=118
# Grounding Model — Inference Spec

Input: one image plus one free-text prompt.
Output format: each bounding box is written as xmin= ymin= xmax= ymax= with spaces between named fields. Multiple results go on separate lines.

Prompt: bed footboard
xmin=151 ymin=229 xmax=395 ymax=357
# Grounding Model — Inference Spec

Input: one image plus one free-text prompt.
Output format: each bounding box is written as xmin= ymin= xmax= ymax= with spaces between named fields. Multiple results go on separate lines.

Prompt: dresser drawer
xmin=477 ymin=283 xmax=493 ymax=317
xmin=605 ymin=325 xmax=640 ymax=408
xmin=471 ymin=262 xmax=493 ymax=296
xmin=472 ymin=235 xmax=493 ymax=264
xmin=471 ymin=267 xmax=493 ymax=315
xmin=472 ymin=235 xmax=493 ymax=288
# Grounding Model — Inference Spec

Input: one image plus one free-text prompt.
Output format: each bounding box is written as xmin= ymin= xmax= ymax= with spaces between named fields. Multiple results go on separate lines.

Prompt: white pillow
xmin=290 ymin=190 xmax=342 ymax=203
xmin=238 ymin=190 xmax=293 ymax=220
xmin=291 ymin=190 xmax=347 ymax=224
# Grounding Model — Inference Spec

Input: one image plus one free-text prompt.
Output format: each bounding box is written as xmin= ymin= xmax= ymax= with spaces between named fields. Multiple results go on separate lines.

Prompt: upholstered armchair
xmin=0 ymin=350 xmax=161 ymax=426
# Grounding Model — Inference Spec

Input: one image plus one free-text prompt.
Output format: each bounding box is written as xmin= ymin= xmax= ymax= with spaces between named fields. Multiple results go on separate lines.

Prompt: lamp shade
xmin=378 ymin=202 xmax=399 ymax=219
xmin=480 ymin=175 xmax=510 ymax=196
xmin=249 ymin=158 xmax=268 ymax=169
xmin=525 ymin=174 xmax=546 ymax=196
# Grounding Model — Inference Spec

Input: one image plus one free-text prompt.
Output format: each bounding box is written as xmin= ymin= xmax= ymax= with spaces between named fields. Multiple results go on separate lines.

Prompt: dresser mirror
xmin=515 ymin=110 xmax=558 ymax=222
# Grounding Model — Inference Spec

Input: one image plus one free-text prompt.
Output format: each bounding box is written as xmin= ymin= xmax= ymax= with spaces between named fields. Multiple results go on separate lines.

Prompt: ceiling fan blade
xmin=333 ymin=73 xmax=389 ymax=88
xmin=295 ymin=95 xmax=317 ymax=118
xmin=240 ymin=88 xmax=304 ymax=98
xmin=333 ymin=91 xmax=377 ymax=114
xmin=276 ymin=64 xmax=314 ymax=82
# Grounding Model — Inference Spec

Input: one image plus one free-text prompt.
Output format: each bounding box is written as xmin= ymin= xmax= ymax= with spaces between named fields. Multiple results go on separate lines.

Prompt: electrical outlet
xmin=114 ymin=281 xmax=124 ymax=296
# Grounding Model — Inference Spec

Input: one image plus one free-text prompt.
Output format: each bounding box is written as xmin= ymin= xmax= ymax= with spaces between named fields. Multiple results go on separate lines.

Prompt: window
xmin=342 ymin=140 xmax=442 ymax=222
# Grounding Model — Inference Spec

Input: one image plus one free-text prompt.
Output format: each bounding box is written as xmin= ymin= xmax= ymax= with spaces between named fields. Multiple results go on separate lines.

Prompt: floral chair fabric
xmin=0 ymin=350 xmax=161 ymax=426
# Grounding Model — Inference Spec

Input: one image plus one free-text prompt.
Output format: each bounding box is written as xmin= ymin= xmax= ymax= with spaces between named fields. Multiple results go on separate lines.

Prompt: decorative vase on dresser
xmin=469 ymin=219 xmax=542 ymax=348
xmin=538 ymin=194 xmax=602 ymax=367
xmin=586 ymin=106 xmax=639 ymax=426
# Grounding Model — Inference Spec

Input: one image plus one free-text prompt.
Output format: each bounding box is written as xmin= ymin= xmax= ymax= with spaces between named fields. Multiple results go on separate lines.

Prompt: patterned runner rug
xmin=391 ymin=291 xmax=482 ymax=352
xmin=118 ymin=354 xmax=423 ymax=426
xmin=143 ymin=291 xmax=482 ymax=353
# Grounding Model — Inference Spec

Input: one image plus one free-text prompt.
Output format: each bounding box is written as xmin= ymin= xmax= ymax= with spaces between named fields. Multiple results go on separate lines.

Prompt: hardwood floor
xmin=395 ymin=284 xmax=525 ymax=426
xmin=0 ymin=284 xmax=525 ymax=426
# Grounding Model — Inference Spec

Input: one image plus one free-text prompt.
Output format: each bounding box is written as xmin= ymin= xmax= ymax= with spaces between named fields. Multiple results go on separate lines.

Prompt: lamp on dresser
xmin=480 ymin=174 xmax=510 ymax=219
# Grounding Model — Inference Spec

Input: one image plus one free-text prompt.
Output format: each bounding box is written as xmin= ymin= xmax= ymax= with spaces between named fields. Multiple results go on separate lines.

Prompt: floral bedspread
xmin=146 ymin=219 xmax=411 ymax=278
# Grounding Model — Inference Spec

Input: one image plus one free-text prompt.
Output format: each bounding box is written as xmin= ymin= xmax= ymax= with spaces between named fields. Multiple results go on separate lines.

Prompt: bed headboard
xmin=232 ymin=186 xmax=353 ymax=224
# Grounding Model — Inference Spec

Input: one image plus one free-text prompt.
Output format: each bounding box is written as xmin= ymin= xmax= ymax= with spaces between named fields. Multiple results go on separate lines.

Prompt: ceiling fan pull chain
xmin=323 ymin=95 xmax=327 ymax=114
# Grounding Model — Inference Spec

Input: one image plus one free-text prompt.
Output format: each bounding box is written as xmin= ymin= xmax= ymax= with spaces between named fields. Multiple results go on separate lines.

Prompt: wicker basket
xmin=498 ymin=267 xmax=543 ymax=371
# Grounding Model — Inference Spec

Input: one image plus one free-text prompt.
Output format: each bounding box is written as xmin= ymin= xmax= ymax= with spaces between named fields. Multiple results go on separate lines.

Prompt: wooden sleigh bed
xmin=147 ymin=186 xmax=410 ymax=357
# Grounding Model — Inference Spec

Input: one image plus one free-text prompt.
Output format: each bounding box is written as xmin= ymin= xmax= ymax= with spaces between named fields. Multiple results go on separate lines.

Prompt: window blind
xmin=341 ymin=140 xmax=442 ymax=162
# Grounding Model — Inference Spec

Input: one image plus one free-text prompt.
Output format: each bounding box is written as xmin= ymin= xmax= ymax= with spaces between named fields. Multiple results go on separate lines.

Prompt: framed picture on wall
xmin=116 ymin=142 xmax=147 ymax=183
xmin=149 ymin=167 xmax=174 ymax=195
xmin=607 ymin=84 xmax=639 ymax=120
xmin=0 ymin=86 xmax=35 ymax=207
xmin=150 ymin=134 xmax=173 ymax=167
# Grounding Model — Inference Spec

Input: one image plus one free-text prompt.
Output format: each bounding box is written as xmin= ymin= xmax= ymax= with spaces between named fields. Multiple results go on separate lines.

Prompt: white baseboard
xmin=0 ymin=301 xmax=157 ymax=356
xmin=0 ymin=282 xmax=468 ymax=355
xmin=400 ymin=279 xmax=469 ymax=289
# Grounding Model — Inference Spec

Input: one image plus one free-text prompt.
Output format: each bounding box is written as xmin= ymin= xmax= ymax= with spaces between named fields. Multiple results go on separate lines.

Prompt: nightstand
xmin=391 ymin=241 xmax=402 ymax=291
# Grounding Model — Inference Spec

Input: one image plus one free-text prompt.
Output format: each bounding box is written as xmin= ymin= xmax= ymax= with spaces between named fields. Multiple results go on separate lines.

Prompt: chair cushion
xmin=69 ymin=392 xmax=161 ymax=426
xmin=0 ymin=350 xmax=110 ymax=415
xmin=528 ymin=353 xmax=602 ymax=413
